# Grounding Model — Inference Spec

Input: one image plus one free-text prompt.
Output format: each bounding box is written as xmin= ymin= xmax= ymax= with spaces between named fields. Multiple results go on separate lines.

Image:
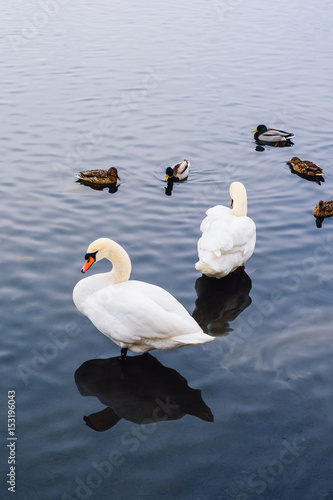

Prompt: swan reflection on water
xmin=192 ymin=268 xmax=252 ymax=336
xmin=75 ymin=353 xmax=213 ymax=432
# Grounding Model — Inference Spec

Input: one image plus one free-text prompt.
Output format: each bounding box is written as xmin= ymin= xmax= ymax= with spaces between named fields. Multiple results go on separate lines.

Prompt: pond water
xmin=2 ymin=0 xmax=333 ymax=499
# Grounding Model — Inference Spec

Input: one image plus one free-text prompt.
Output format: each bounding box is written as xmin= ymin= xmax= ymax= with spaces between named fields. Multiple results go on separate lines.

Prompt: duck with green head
xmin=164 ymin=160 xmax=189 ymax=182
xmin=253 ymin=124 xmax=294 ymax=144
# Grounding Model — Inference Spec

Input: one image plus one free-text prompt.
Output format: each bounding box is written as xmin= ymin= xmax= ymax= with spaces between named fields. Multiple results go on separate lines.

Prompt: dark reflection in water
xmin=315 ymin=216 xmax=325 ymax=228
xmin=255 ymin=140 xmax=294 ymax=151
xmin=288 ymin=168 xmax=325 ymax=185
xmin=192 ymin=269 xmax=252 ymax=336
xmin=165 ymin=179 xmax=174 ymax=196
xmin=75 ymin=354 xmax=213 ymax=432
xmin=75 ymin=179 xmax=120 ymax=194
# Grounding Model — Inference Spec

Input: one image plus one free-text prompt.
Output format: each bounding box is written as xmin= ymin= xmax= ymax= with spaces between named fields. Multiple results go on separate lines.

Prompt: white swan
xmin=73 ymin=238 xmax=214 ymax=358
xmin=195 ymin=182 xmax=256 ymax=278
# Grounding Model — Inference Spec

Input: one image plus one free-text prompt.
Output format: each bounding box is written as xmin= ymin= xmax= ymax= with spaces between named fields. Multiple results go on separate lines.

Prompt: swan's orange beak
xmin=231 ymin=199 xmax=234 ymax=207
xmin=81 ymin=255 xmax=95 ymax=273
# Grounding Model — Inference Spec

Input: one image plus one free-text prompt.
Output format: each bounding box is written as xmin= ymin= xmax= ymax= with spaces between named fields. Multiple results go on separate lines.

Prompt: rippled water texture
xmin=2 ymin=0 xmax=333 ymax=499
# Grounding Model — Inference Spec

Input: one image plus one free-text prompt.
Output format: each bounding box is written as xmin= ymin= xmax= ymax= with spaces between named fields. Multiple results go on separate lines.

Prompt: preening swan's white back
xmin=195 ymin=183 xmax=256 ymax=278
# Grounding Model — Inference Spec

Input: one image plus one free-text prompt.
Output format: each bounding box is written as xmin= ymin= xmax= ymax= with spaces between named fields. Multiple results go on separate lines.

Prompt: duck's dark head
xmin=165 ymin=167 xmax=174 ymax=181
xmin=314 ymin=200 xmax=325 ymax=217
xmin=287 ymin=157 xmax=300 ymax=165
xmin=252 ymin=124 xmax=267 ymax=133
xmin=107 ymin=167 xmax=120 ymax=182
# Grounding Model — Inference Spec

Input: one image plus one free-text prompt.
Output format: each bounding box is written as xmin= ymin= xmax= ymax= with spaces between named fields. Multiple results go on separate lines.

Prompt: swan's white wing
xmin=199 ymin=213 xmax=255 ymax=253
xmin=77 ymin=280 xmax=210 ymax=351
xmin=196 ymin=212 xmax=256 ymax=277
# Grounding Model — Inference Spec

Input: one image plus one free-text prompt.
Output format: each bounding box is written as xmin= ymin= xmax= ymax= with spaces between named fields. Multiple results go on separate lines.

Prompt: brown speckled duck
xmin=313 ymin=200 xmax=333 ymax=218
xmin=287 ymin=157 xmax=324 ymax=177
xmin=76 ymin=167 xmax=120 ymax=185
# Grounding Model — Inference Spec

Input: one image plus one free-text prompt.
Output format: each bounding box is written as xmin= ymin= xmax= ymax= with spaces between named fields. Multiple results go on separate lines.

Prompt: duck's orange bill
xmin=81 ymin=256 xmax=95 ymax=273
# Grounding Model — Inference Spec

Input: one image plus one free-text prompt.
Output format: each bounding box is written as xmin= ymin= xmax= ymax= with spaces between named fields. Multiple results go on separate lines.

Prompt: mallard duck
xmin=287 ymin=157 xmax=324 ymax=177
xmin=164 ymin=160 xmax=189 ymax=182
xmin=253 ymin=124 xmax=294 ymax=144
xmin=73 ymin=238 xmax=214 ymax=359
xmin=195 ymin=182 xmax=256 ymax=278
xmin=313 ymin=200 xmax=333 ymax=218
xmin=75 ymin=167 xmax=120 ymax=185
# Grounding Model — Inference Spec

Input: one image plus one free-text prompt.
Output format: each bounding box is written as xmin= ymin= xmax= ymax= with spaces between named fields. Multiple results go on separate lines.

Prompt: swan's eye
xmin=84 ymin=251 xmax=98 ymax=261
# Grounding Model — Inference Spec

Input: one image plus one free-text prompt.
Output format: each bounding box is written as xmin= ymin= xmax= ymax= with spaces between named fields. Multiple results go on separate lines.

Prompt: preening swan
xmin=73 ymin=238 xmax=214 ymax=358
xmin=195 ymin=182 xmax=256 ymax=278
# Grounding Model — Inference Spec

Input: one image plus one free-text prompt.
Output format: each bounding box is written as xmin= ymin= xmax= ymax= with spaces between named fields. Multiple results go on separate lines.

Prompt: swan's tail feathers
xmin=195 ymin=260 xmax=216 ymax=277
xmin=172 ymin=332 xmax=215 ymax=346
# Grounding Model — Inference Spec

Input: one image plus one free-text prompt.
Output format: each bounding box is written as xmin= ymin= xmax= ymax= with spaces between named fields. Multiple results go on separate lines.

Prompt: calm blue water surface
xmin=2 ymin=0 xmax=333 ymax=499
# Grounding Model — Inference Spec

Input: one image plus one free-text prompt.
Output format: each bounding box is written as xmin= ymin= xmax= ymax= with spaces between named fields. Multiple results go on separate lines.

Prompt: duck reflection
xmin=75 ymin=179 xmax=120 ymax=194
xmin=288 ymin=169 xmax=324 ymax=185
xmin=315 ymin=217 xmax=324 ymax=228
xmin=255 ymin=141 xmax=294 ymax=152
xmin=192 ymin=268 xmax=252 ymax=336
xmin=164 ymin=178 xmax=174 ymax=196
xmin=75 ymin=353 xmax=213 ymax=431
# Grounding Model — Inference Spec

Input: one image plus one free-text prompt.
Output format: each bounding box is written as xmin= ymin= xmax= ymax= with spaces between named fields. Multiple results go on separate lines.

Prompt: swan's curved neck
xmin=232 ymin=197 xmax=247 ymax=217
xmin=100 ymin=241 xmax=132 ymax=283
xmin=230 ymin=183 xmax=247 ymax=217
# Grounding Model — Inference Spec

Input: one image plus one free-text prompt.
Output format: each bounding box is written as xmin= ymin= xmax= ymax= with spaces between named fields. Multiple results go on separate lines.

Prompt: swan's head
xmin=81 ymin=238 xmax=107 ymax=273
xmin=81 ymin=238 xmax=118 ymax=272
xmin=165 ymin=167 xmax=174 ymax=181
xmin=229 ymin=182 xmax=247 ymax=217
xmin=81 ymin=238 xmax=132 ymax=282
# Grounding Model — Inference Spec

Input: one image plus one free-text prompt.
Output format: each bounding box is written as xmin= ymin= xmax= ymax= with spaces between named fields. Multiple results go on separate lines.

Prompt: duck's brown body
xmin=313 ymin=200 xmax=333 ymax=218
xmin=287 ymin=157 xmax=324 ymax=177
xmin=172 ymin=160 xmax=189 ymax=180
xmin=76 ymin=167 xmax=120 ymax=185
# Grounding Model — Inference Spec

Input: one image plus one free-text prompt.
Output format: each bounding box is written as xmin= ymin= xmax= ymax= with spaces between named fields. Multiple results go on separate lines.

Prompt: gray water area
xmin=1 ymin=0 xmax=333 ymax=499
